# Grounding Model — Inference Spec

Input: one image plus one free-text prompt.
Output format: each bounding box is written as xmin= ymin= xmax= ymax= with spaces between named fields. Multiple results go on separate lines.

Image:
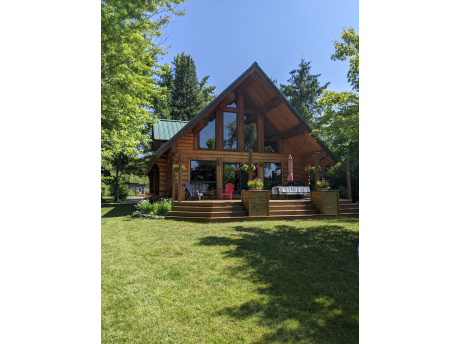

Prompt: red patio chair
xmin=220 ymin=183 xmax=234 ymax=200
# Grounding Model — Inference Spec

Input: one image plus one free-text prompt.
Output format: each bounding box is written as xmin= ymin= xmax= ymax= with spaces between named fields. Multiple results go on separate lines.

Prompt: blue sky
xmin=158 ymin=0 xmax=359 ymax=95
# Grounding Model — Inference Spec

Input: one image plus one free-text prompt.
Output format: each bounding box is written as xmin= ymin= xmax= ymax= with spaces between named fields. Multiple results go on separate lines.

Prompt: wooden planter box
xmin=241 ymin=190 xmax=270 ymax=216
xmin=311 ymin=190 xmax=340 ymax=215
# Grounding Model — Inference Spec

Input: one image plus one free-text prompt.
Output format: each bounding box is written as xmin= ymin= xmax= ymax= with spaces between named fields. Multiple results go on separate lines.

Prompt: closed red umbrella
xmin=287 ymin=155 xmax=294 ymax=182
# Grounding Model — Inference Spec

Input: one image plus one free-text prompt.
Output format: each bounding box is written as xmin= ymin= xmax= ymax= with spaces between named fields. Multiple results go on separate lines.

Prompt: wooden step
xmin=270 ymin=209 xmax=319 ymax=216
xmin=168 ymin=210 xmax=248 ymax=218
xmin=340 ymin=208 xmax=359 ymax=214
xmin=339 ymin=199 xmax=353 ymax=204
xmin=173 ymin=205 xmax=246 ymax=212
xmin=166 ymin=213 xmax=358 ymax=223
xmin=340 ymin=204 xmax=359 ymax=210
xmin=270 ymin=204 xmax=316 ymax=210
xmin=173 ymin=201 xmax=243 ymax=207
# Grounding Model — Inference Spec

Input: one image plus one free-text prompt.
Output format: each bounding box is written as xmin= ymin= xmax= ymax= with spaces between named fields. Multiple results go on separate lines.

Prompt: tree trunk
xmin=114 ymin=157 xmax=122 ymax=202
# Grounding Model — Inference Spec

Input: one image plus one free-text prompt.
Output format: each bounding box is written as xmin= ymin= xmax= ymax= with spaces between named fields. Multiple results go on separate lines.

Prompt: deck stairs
xmin=340 ymin=199 xmax=359 ymax=217
xmin=166 ymin=199 xmax=359 ymax=223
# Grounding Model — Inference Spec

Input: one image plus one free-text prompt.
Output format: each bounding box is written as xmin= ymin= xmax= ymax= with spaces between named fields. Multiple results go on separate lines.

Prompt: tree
xmin=101 ymin=0 xmax=186 ymax=200
xmin=331 ymin=27 xmax=359 ymax=91
xmin=170 ymin=53 xmax=216 ymax=121
xmin=314 ymin=90 xmax=359 ymax=161
xmin=314 ymin=27 xmax=359 ymax=200
xmin=279 ymin=59 xmax=330 ymax=127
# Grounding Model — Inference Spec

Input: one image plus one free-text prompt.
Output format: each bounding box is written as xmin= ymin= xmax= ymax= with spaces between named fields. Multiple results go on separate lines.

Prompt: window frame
xmin=197 ymin=118 xmax=217 ymax=150
xmin=190 ymin=160 xmax=218 ymax=191
xmin=222 ymin=111 xmax=238 ymax=151
xmin=263 ymin=162 xmax=282 ymax=190
xmin=263 ymin=117 xmax=280 ymax=153
xmin=243 ymin=113 xmax=258 ymax=152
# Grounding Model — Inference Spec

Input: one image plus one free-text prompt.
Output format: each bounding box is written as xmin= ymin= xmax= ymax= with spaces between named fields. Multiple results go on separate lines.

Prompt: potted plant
xmin=247 ymin=178 xmax=264 ymax=190
xmin=172 ymin=163 xmax=188 ymax=172
xmin=305 ymin=163 xmax=316 ymax=175
xmin=239 ymin=162 xmax=258 ymax=177
xmin=316 ymin=179 xmax=330 ymax=191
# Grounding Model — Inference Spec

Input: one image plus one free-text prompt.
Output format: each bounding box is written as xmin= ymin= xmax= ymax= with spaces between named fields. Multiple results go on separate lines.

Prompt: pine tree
xmin=170 ymin=53 xmax=216 ymax=121
xmin=279 ymin=58 xmax=330 ymax=127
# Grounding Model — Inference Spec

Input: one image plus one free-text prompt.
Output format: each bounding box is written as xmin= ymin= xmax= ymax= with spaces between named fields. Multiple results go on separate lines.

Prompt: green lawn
xmin=102 ymin=204 xmax=359 ymax=343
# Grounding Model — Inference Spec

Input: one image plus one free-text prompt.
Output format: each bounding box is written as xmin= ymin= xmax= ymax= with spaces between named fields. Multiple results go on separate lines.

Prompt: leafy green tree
xmin=331 ymin=27 xmax=359 ymax=91
xmin=170 ymin=53 xmax=216 ymax=121
xmin=314 ymin=90 xmax=359 ymax=161
xmin=314 ymin=27 xmax=360 ymax=200
xmin=279 ymin=59 xmax=330 ymax=127
xmin=101 ymin=0 xmax=186 ymax=200
xmin=151 ymin=65 xmax=174 ymax=119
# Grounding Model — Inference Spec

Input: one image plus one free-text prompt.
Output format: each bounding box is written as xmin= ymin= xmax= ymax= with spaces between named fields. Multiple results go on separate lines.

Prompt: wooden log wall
xmin=150 ymin=86 xmax=336 ymax=194
xmin=152 ymin=156 xmax=168 ymax=195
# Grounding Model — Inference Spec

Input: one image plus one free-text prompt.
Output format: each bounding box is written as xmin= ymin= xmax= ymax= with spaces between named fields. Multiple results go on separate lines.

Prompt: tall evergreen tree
xmin=279 ymin=59 xmax=330 ymax=127
xmin=170 ymin=52 xmax=216 ymax=121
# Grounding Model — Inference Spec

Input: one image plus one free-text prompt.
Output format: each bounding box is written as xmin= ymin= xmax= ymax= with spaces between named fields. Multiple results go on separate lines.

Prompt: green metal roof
xmin=153 ymin=119 xmax=189 ymax=141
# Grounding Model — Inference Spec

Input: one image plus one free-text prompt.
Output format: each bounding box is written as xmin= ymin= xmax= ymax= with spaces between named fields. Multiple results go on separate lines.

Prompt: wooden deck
xmin=167 ymin=199 xmax=358 ymax=223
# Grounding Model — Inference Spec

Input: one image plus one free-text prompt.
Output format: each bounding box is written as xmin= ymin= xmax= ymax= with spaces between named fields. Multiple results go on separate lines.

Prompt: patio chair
xmin=186 ymin=182 xmax=203 ymax=201
xmin=220 ymin=183 xmax=234 ymax=200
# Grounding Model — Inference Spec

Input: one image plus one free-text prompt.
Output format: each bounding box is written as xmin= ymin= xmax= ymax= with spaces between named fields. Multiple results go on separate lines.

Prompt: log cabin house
xmin=146 ymin=62 xmax=339 ymax=203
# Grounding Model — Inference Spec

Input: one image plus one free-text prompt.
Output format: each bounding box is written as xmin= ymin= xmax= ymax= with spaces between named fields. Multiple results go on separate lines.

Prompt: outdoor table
xmin=272 ymin=186 xmax=310 ymax=199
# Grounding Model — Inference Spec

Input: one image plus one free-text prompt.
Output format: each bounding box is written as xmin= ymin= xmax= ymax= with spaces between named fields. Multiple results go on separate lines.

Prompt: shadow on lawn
xmin=198 ymin=222 xmax=359 ymax=344
xmin=101 ymin=204 xmax=135 ymax=218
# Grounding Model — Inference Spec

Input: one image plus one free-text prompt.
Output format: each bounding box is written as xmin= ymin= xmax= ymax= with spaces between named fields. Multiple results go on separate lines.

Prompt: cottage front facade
xmin=146 ymin=62 xmax=338 ymax=200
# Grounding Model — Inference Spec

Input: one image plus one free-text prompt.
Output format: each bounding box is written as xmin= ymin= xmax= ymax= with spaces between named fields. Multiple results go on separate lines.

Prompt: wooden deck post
xmin=346 ymin=157 xmax=352 ymax=200
xmin=178 ymin=150 xmax=183 ymax=202
xmin=249 ymin=149 xmax=253 ymax=181
xmin=315 ymin=152 xmax=321 ymax=182
xmin=321 ymin=162 xmax=326 ymax=180
xmin=172 ymin=157 xmax=176 ymax=201
xmin=237 ymin=91 xmax=244 ymax=152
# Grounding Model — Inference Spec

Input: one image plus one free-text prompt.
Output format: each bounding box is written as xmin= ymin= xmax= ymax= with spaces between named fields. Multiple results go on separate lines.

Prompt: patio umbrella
xmin=287 ymin=155 xmax=294 ymax=182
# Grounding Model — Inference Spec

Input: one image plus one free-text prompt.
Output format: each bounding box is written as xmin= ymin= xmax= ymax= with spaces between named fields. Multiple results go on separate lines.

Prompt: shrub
xmin=118 ymin=184 xmax=129 ymax=199
xmin=156 ymin=199 xmax=173 ymax=216
xmin=127 ymin=189 xmax=135 ymax=196
xmin=101 ymin=182 xmax=110 ymax=197
xmin=338 ymin=185 xmax=348 ymax=199
xmin=135 ymin=200 xmax=155 ymax=214
xmin=135 ymin=198 xmax=174 ymax=216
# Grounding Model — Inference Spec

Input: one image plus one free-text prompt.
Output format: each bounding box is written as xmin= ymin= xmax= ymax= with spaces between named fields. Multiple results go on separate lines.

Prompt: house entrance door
xmin=222 ymin=163 xmax=241 ymax=195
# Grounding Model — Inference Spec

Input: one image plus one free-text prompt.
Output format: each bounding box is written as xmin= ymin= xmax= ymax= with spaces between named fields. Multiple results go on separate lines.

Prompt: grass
xmin=102 ymin=195 xmax=144 ymax=203
xmin=102 ymin=204 xmax=359 ymax=343
xmin=102 ymin=196 xmax=122 ymax=203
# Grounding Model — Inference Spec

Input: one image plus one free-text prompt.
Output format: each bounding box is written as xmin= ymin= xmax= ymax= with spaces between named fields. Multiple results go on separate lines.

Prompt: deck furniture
xmin=186 ymin=182 xmax=203 ymax=201
xmin=220 ymin=183 xmax=234 ymax=200
xmin=272 ymin=186 xmax=310 ymax=199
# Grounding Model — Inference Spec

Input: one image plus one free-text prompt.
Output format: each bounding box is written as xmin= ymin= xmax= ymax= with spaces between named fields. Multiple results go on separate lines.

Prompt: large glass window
xmin=263 ymin=162 xmax=282 ymax=190
xmin=244 ymin=93 xmax=258 ymax=110
xmin=223 ymin=163 xmax=241 ymax=193
xmin=244 ymin=113 xmax=258 ymax=151
xmin=264 ymin=117 xmax=279 ymax=153
xmin=223 ymin=162 xmax=260 ymax=194
xmin=190 ymin=160 xmax=217 ymax=193
xmin=223 ymin=112 xmax=237 ymax=150
xmin=198 ymin=114 xmax=216 ymax=149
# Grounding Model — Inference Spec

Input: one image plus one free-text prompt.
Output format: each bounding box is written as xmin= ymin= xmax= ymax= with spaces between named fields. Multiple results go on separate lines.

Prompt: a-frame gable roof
xmin=146 ymin=62 xmax=337 ymax=175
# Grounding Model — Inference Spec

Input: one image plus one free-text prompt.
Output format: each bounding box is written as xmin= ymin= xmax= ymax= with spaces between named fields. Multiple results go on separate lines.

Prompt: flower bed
xmin=134 ymin=196 xmax=174 ymax=217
